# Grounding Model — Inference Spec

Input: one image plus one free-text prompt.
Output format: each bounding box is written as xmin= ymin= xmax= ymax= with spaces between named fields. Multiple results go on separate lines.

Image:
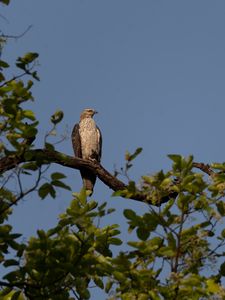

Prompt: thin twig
xmin=0 ymin=25 xmax=33 ymax=40
xmin=0 ymin=167 xmax=42 ymax=216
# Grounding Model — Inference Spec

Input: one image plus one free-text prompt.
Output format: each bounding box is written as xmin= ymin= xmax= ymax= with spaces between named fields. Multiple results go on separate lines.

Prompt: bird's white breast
xmin=79 ymin=118 xmax=100 ymax=159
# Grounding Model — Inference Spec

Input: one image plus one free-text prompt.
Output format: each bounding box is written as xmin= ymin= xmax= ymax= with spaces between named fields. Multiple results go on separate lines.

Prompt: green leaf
xmin=31 ymin=71 xmax=40 ymax=81
xmin=0 ymin=60 xmax=9 ymax=68
xmin=3 ymin=270 xmax=21 ymax=282
xmin=21 ymin=52 xmax=39 ymax=64
xmin=37 ymin=229 xmax=46 ymax=239
xmin=137 ymin=227 xmax=150 ymax=241
xmin=221 ymin=229 xmax=225 ymax=238
xmin=3 ymin=99 xmax=18 ymax=115
xmin=3 ymin=259 xmax=19 ymax=267
xmin=149 ymin=237 xmax=163 ymax=248
xmin=149 ymin=291 xmax=161 ymax=300
xmin=109 ymin=238 xmax=122 ymax=245
xmin=142 ymin=213 xmax=158 ymax=232
xmin=168 ymin=154 xmax=182 ymax=163
xmin=206 ymin=278 xmax=221 ymax=294
xmin=113 ymin=271 xmax=126 ymax=282
xmin=216 ymin=201 xmax=225 ymax=216
xmin=93 ymin=277 xmax=104 ymax=289
xmin=167 ymin=232 xmax=176 ymax=250
xmin=0 ymin=290 xmax=24 ymax=300
xmin=38 ymin=183 xmax=56 ymax=199
xmin=107 ymin=208 xmax=115 ymax=214
xmin=22 ymin=162 xmax=38 ymax=171
xmin=123 ymin=209 xmax=137 ymax=220
xmin=112 ymin=190 xmax=127 ymax=197
xmin=24 ymin=151 xmax=34 ymax=161
xmin=0 ymin=72 xmax=5 ymax=82
xmin=51 ymin=180 xmax=71 ymax=191
xmin=23 ymin=110 xmax=36 ymax=121
xmin=220 ymin=261 xmax=225 ymax=276
xmin=137 ymin=294 xmax=149 ymax=300
xmin=11 ymin=291 xmax=24 ymax=300
xmin=26 ymin=80 xmax=34 ymax=90
xmin=0 ymin=0 xmax=10 ymax=5
xmin=45 ymin=142 xmax=55 ymax=151
xmin=158 ymin=247 xmax=175 ymax=257
xmin=49 ymin=186 xmax=56 ymax=198
xmin=105 ymin=280 xmax=113 ymax=293
xmin=38 ymin=183 xmax=50 ymax=199
xmin=51 ymin=110 xmax=64 ymax=124
xmin=51 ymin=172 xmax=66 ymax=180
xmin=127 ymin=181 xmax=136 ymax=193
xmin=17 ymin=244 xmax=26 ymax=258
xmin=125 ymin=147 xmax=142 ymax=162
xmin=22 ymin=126 xmax=37 ymax=138
xmin=15 ymin=62 xmax=26 ymax=71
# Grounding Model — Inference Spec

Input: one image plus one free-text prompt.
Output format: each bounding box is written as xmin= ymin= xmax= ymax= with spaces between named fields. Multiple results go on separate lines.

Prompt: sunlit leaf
xmin=206 ymin=278 xmax=220 ymax=293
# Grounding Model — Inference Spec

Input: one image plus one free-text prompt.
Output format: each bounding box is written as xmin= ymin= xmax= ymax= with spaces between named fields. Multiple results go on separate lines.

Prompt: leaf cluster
xmin=0 ymin=191 xmax=120 ymax=300
xmin=105 ymin=155 xmax=225 ymax=299
xmin=0 ymin=54 xmax=39 ymax=154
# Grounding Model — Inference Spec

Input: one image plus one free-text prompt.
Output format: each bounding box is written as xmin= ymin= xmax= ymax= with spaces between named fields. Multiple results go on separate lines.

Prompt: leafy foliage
xmin=10 ymin=192 xmax=119 ymax=299
xmin=106 ymin=155 xmax=225 ymax=299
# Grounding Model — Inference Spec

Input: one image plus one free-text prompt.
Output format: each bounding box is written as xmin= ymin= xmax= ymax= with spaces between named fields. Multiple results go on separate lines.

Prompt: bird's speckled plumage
xmin=72 ymin=108 xmax=102 ymax=195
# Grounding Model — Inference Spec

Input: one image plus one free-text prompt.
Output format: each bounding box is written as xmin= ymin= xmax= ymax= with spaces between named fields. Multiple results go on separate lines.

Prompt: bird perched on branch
xmin=71 ymin=108 xmax=102 ymax=195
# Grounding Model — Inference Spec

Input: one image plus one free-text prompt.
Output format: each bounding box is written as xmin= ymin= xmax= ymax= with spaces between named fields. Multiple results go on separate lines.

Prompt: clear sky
xmin=1 ymin=0 xmax=225 ymax=298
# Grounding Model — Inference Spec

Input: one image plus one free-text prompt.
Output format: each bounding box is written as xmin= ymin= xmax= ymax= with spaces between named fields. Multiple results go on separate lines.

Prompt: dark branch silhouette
xmin=0 ymin=149 xmax=214 ymax=206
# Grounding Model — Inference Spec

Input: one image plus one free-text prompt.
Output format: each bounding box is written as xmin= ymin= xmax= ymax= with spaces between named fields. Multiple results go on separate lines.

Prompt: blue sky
xmin=1 ymin=0 xmax=225 ymax=297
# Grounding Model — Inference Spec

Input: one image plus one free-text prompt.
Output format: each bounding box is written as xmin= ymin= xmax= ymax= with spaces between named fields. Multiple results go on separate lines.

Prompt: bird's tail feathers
xmin=83 ymin=179 xmax=94 ymax=196
xmin=80 ymin=170 xmax=96 ymax=196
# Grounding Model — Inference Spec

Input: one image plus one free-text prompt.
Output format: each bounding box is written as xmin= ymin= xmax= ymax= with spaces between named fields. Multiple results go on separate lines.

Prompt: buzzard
xmin=71 ymin=108 xmax=102 ymax=195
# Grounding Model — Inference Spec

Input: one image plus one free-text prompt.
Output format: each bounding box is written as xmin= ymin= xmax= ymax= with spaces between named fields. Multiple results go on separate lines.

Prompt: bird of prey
xmin=71 ymin=108 xmax=102 ymax=195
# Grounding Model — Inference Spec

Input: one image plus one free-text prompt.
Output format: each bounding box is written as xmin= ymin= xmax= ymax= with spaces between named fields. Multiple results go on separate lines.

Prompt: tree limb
xmin=0 ymin=149 xmax=179 ymax=205
xmin=1 ymin=150 xmax=213 ymax=206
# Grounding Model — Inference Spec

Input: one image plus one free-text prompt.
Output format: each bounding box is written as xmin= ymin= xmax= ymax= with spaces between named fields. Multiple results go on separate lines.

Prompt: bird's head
xmin=80 ymin=108 xmax=98 ymax=119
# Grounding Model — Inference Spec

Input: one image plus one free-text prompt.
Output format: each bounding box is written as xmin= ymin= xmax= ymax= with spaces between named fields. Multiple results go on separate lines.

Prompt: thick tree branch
xmin=0 ymin=149 xmax=178 ymax=205
xmin=1 ymin=150 xmax=214 ymax=206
